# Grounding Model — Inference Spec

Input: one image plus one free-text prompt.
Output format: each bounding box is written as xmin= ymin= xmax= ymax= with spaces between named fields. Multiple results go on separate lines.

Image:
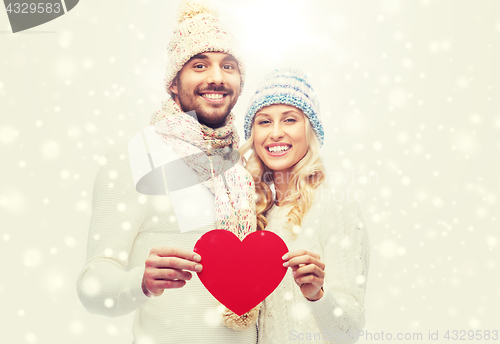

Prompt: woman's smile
xmin=265 ymin=143 xmax=293 ymax=156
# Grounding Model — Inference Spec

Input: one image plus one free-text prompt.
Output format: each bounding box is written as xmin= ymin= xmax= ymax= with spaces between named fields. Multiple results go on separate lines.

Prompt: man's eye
xmin=222 ymin=65 xmax=235 ymax=70
xmin=193 ymin=64 xmax=205 ymax=69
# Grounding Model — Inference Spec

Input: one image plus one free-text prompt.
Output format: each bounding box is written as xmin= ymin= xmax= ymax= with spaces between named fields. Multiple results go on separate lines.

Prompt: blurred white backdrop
xmin=1 ymin=0 xmax=499 ymax=343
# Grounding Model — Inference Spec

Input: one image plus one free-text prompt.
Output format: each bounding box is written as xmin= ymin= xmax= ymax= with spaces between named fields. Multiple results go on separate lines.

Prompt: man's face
xmin=169 ymin=52 xmax=241 ymax=128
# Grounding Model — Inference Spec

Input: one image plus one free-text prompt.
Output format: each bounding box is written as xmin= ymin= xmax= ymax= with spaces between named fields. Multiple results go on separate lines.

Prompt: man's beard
xmin=177 ymin=82 xmax=237 ymax=128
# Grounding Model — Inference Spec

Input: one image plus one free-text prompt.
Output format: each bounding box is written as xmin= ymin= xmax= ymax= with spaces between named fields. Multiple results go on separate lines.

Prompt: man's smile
xmin=199 ymin=92 xmax=228 ymax=102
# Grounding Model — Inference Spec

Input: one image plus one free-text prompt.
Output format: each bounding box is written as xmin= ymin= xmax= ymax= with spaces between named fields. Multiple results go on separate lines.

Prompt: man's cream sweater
xmin=76 ymin=142 xmax=257 ymax=344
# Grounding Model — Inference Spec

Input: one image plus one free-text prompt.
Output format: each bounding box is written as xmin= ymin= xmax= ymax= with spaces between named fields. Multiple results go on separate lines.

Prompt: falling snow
xmin=41 ymin=140 xmax=61 ymax=160
xmin=0 ymin=125 xmax=19 ymax=144
xmin=0 ymin=1 xmax=498 ymax=343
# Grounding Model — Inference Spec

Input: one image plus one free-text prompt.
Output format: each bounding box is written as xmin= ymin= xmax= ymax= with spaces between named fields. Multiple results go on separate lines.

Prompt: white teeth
xmin=202 ymin=93 xmax=224 ymax=99
xmin=268 ymin=145 xmax=290 ymax=153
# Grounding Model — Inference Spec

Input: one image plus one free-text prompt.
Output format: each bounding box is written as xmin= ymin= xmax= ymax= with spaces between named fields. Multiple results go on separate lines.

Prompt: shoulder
xmin=96 ymin=139 xmax=132 ymax=174
xmin=91 ymin=139 xmax=136 ymax=191
xmin=106 ymin=139 xmax=129 ymax=160
xmin=310 ymin=180 xmax=363 ymax=215
xmin=308 ymin=180 xmax=367 ymax=237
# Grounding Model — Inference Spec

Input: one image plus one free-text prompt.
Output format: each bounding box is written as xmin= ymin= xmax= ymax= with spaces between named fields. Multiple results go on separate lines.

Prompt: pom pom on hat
xmin=177 ymin=0 xmax=218 ymax=23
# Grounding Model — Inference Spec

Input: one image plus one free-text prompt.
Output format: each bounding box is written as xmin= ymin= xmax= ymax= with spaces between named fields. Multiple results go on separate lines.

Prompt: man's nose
xmin=206 ymin=66 xmax=225 ymax=85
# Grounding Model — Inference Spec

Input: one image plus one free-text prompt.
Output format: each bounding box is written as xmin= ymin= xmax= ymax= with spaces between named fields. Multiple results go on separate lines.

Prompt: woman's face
xmin=253 ymin=104 xmax=308 ymax=177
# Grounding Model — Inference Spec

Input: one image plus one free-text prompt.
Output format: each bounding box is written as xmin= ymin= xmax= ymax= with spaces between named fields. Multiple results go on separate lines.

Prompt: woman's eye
xmin=258 ymin=120 xmax=271 ymax=125
xmin=285 ymin=118 xmax=297 ymax=123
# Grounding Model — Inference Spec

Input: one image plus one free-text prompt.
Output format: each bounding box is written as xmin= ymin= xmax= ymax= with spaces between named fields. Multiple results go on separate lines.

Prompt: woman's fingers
xmin=282 ymin=250 xmax=325 ymax=301
xmin=284 ymin=254 xmax=325 ymax=271
xmin=284 ymin=249 xmax=321 ymax=261
xmin=294 ymin=273 xmax=324 ymax=287
xmin=283 ymin=250 xmax=325 ymax=301
xmin=293 ymin=263 xmax=325 ymax=279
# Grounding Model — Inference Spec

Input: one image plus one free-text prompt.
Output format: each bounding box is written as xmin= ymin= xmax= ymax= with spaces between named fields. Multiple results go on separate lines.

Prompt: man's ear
xmin=169 ymin=77 xmax=179 ymax=95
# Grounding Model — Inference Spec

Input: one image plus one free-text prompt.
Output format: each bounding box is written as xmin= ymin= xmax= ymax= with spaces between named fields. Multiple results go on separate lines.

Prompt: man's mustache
xmin=197 ymin=86 xmax=233 ymax=95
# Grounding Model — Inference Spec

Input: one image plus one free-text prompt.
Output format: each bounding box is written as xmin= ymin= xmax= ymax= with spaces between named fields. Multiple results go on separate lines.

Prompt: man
xmin=76 ymin=2 xmax=257 ymax=343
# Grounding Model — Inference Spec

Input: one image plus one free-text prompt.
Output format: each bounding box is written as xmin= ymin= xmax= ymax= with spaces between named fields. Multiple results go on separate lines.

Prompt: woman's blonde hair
xmin=239 ymin=114 xmax=325 ymax=232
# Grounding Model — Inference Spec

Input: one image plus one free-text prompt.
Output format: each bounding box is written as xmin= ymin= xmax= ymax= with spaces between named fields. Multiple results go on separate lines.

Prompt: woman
xmin=240 ymin=70 xmax=370 ymax=343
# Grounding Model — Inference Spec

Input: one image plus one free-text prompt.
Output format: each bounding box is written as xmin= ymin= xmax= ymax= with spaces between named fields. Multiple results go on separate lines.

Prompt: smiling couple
xmin=76 ymin=1 xmax=369 ymax=344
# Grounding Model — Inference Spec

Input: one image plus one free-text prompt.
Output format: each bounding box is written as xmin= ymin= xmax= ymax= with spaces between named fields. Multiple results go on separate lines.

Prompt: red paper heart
xmin=194 ymin=229 xmax=288 ymax=316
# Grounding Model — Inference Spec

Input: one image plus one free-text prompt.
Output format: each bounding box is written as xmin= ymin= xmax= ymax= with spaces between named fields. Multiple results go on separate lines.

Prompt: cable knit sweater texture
xmin=76 ymin=141 xmax=257 ymax=344
xmin=257 ymin=182 xmax=370 ymax=344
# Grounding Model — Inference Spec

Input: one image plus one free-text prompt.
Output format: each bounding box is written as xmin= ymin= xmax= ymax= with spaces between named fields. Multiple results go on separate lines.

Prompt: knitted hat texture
xmin=244 ymin=69 xmax=324 ymax=146
xmin=164 ymin=0 xmax=245 ymax=96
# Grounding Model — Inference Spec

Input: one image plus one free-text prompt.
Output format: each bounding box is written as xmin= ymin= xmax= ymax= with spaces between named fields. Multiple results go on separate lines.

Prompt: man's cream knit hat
xmin=164 ymin=0 xmax=245 ymax=96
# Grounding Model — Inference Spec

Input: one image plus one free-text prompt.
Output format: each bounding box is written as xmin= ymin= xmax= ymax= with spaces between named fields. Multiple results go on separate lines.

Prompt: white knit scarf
xmin=151 ymin=98 xmax=256 ymax=239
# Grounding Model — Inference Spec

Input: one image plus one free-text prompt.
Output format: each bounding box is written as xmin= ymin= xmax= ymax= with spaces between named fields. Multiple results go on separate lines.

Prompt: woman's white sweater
xmin=257 ymin=182 xmax=370 ymax=344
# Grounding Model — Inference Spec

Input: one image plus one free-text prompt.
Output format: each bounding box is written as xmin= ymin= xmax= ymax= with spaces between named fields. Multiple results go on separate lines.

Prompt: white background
xmin=1 ymin=0 xmax=499 ymax=343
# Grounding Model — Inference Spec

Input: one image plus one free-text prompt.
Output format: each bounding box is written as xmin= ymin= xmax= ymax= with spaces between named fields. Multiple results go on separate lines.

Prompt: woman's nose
xmin=269 ymin=123 xmax=285 ymax=140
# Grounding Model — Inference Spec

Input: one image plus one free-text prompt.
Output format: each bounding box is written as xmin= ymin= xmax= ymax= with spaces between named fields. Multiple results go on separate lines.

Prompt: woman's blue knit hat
xmin=244 ymin=69 xmax=324 ymax=146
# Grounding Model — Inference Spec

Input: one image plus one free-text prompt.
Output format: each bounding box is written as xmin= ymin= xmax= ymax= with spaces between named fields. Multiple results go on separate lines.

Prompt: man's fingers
xmin=147 ymin=268 xmax=193 ymax=281
xmin=142 ymin=247 xmax=203 ymax=296
xmin=146 ymin=256 xmax=200 ymax=271
xmin=150 ymin=246 xmax=201 ymax=262
xmin=147 ymin=247 xmax=203 ymax=272
xmin=149 ymin=279 xmax=187 ymax=290
xmin=161 ymin=257 xmax=203 ymax=272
